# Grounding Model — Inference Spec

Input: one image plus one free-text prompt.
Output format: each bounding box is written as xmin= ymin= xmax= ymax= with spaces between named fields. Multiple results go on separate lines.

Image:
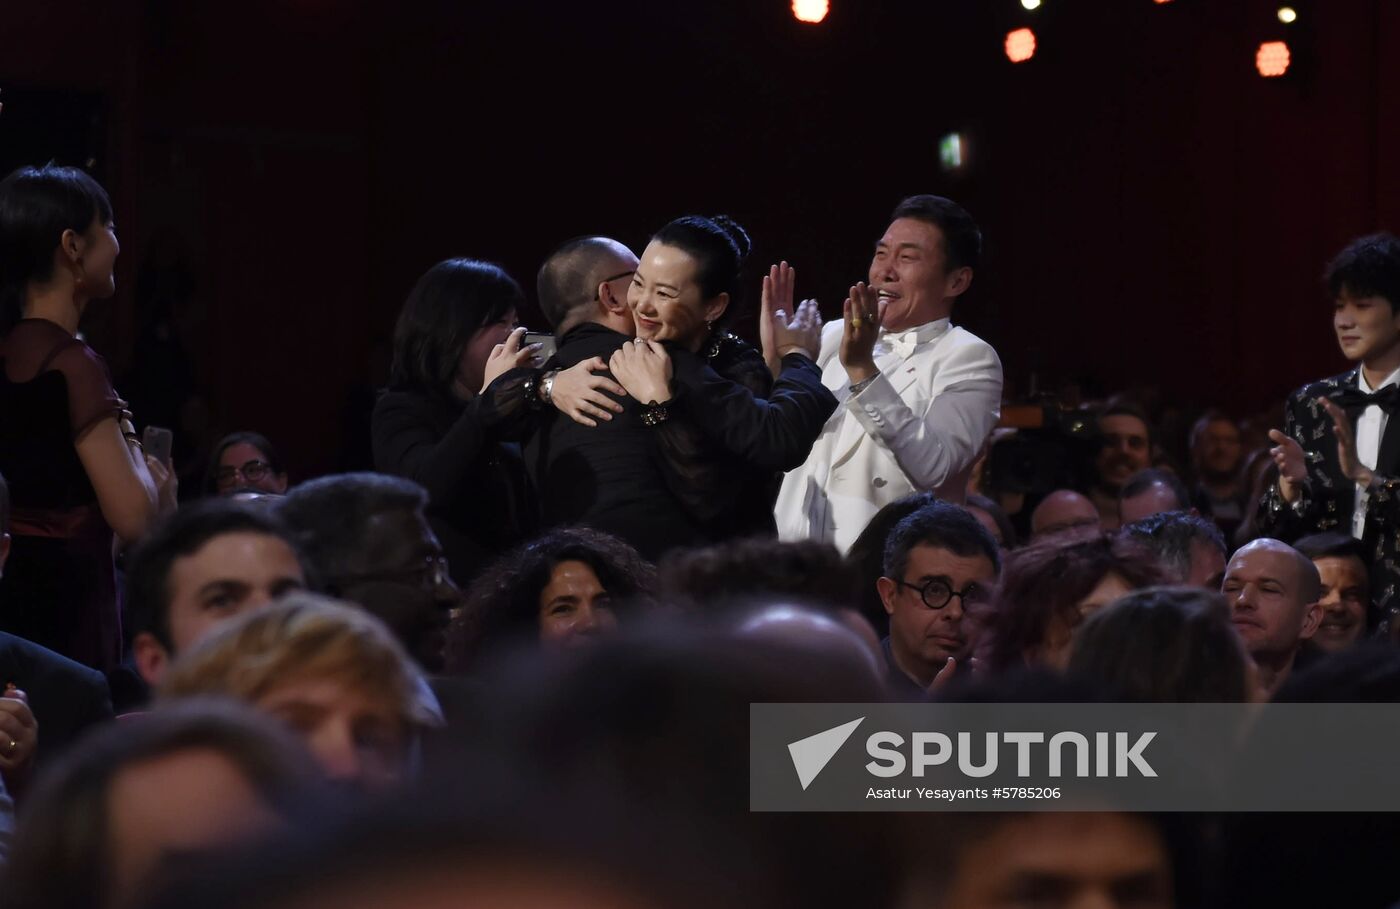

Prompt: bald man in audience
xmin=1030 ymin=490 xmax=1102 ymax=541
xmin=1221 ymin=538 xmax=1323 ymax=696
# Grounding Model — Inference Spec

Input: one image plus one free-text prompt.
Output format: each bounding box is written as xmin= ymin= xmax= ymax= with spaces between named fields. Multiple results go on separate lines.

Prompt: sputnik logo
xmin=787 ymin=718 xmax=865 ymax=790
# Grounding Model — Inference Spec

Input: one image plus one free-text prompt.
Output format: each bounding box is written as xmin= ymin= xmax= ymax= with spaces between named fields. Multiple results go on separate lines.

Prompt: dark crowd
xmin=4 ymin=162 xmax=1400 ymax=909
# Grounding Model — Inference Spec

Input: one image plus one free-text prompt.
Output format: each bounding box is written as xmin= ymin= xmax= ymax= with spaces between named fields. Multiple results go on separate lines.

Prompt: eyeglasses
xmin=338 ymin=555 xmax=455 ymax=593
xmin=594 ymin=270 xmax=636 ymax=301
xmin=891 ymin=577 xmax=991 ymax=610
xmin=216 ymin=459 xmax=273 ymax=488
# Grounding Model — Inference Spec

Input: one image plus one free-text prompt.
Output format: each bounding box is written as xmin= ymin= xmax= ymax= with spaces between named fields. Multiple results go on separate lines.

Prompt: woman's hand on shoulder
xmin=608 ymin=339 xmax=673 ymax=406
xmin=551 ymin=357 xmax=627 ymax=428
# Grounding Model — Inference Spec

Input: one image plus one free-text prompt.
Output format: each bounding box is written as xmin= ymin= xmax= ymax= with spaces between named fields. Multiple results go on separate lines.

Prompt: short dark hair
xmin=1120 ymin=511 xmax=1226 ymax=582
xmin=658 ymin=538 xmax=857 ymax=614
xmin=1100 ymin=399 xmax=1154 ymax=446
xmin=1293 ymin=531 xmax=1371 ymax=567
xmin=202 ymin=430 xmax=286 ymax=496
xmin=1069 ymin=586 xmax=1250 ymax=702
xmin=1119 ymin=468 xmax=1191 ymax=512
xmin=388 ymin=258 xmax=523 ymax=400
xmin=277 ymin=472 xmax=428 ymax=586
xmin=882 ymin=501 xmax=1002 ymax=581
xmin=966 ymin=493 xmax=1018 ymax=549
xmin=126 ymin=500 xmax=306 ymax=650
xmin=536 ymin=236 xmax=628 ymax=332
xmin=650 ymin=215 xmax=752 ymax=302
xmin=1325 ymin=232 xmax=1400 ymax=314
xmin=889 ymin=194 xmax=981 ymax=273
xmin=984 ymin=533 xmax=1166 ymax=671
xmin=0 ymin=164 xmax=114 ymax=333
xmin=1 ymin=699 xmax=323 ymax=909
xmin=445 ymin=528 xmax=656 ymax=673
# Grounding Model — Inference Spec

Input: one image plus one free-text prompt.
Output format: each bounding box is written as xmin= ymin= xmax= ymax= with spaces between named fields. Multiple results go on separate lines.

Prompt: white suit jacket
xmin=774 ymin=317 xmax=1003 ymax=553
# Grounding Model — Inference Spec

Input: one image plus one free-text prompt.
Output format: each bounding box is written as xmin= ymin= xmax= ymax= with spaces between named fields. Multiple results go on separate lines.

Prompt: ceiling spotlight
xmin=1278 ymin=6 xmax=1298 ymax=24
xmin=1021 ymin=0 xmax=1041 ymax=10
xmin=1256 ymin=41 xmax=1291 ymax=77
xmin=1005 ymin=28 xmax=1036 ymax=63
xmin=792 ymin=0 xmax=829 ymax=23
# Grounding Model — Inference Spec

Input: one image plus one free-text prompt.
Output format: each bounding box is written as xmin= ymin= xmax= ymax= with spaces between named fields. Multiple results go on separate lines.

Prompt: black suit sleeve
xmin=668 ymin=351 xmax=837 ymax=472
xmin=371 ymin=371 xmax=540 ymax=504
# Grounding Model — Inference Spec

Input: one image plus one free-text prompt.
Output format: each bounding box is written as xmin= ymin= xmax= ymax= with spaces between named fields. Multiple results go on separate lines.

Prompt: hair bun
xmin=710 ymin=215 xmax=752 ymax=265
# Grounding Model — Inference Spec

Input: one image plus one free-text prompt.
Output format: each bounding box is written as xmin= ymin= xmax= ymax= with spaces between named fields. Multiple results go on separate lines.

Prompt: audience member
xmin=278 ymin=473 xmax=459 ymax=673
xmin=127 ymin=500 xmax=308 ymax=688
xmin=844 ymin=491 xmax=937 ymax=637
xmin=203 ymin=431 xmax=289 ymax=497
xmin=776 ymin=194 xmax=1003 ymax=551
xmin=606 ymin=218 xmax=834 ymax=541
xmin=1120 ymin=510 xmax=1227 ymax=588
xmin=0 ymin=472 xmax=112 ymax=773
xmin=1068 ymin=587 xmax=1255 ymax=702
xmin=158 ymin=593 xmax=440 ymax=792
xmin=1090 ymin=401 xmax=1153 ymax=530
xmin=1029 ymin=488 xmax=1102 ymax=541
xmin=371 ymin=259 xmax=617 ymax=585
xmin=1189 ymin=410 xmax=1246 ymax=538
xmin=445 ymin=527 xmax=655 ymax=673
xmin=1221 ymin=538 xmax=1322 ymax=696
xmin=898 ymin=812 xmax=1180 ymax=909
xmin=1118 ymin=467 xmax=1191 ymax=525
xmin=984 ymin=532 xmax=1164 ymax=672
xmin=1293 ymin=531 xmax=1373 ymax=652
xmin=0 ymin=699 xmax=321 ymax=909
xmin=877 ymin=502 xmax=1001 ymax=698
xmin=0 ymin=165 xmax=173 ymax=671
xmin=1257 ymin=233 xmax=1400 ymax=626
xmin=965 ymin=492 xmax=1017 ymax=548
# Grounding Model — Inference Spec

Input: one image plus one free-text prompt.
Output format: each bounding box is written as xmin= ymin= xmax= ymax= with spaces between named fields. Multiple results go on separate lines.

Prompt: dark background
xmin=3 ymin=0 xmax=1396 ymax=480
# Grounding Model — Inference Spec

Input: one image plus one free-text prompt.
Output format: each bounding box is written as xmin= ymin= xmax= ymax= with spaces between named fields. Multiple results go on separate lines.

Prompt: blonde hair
xmin=157 ymin=592 xmax=440 ymax=729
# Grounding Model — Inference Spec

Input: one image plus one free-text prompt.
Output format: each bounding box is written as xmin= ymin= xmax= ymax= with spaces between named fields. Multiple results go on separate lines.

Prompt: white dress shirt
xmin=774 ymin=317 xmax=1003 ymax=553
xmin=1351 ymin=365 xmax=1400 ymax=539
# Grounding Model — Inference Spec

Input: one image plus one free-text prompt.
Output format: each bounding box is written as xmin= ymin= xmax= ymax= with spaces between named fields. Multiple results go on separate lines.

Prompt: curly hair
xmin=445 ymin=528 xmax=656 ymax=673
xmin=983 ymin=532 xmax=1165 ymax=671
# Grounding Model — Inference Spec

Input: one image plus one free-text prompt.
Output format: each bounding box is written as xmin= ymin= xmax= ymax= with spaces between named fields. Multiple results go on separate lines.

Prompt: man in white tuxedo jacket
xmin=775 ymin=195 xmax=1003 ymax=553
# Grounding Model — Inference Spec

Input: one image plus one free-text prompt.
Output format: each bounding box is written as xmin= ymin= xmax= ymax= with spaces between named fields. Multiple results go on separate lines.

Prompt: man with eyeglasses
xmin=875 ymin=501 xmax=1000 ymax=699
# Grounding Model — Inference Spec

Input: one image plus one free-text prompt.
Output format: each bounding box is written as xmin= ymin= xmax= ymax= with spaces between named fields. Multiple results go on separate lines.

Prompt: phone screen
xmin=523 ymin=332 xmax=557 ymax=363
xmin=142 ymin=426 xmax=174 ymax=466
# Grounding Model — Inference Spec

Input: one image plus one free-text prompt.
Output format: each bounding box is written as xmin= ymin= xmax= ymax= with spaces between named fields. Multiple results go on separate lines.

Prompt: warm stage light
xmin=1021 ymin=0 xmax=1041 ymax=10
xmin=1256 ymin=41 xmax=1290 ymax=77
xmin=792 ymin=0 xmax=828 ymax=23
xmin=1278 ymin=6 xmax=1298 ymax=24
xmin=1153 ymin=0 xmax=1172 ymax=4
xmin=1005 ymin=28 xmax=1036 ymax=63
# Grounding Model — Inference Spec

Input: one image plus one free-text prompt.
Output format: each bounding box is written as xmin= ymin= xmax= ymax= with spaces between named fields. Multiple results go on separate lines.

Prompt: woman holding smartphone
xmin=0 ymin=165 xmax=173 ymax=671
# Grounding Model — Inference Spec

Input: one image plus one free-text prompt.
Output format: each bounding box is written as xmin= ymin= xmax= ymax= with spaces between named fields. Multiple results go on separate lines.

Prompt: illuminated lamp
xmin=1005 ymin=28 xmax=1036 ymax=63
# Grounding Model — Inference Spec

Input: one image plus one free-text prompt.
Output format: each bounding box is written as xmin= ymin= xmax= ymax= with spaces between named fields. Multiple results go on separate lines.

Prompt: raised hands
xmin=1319 ymin=397 xmax=1369 ymax=485
xmin=760 ymin=262 xmax=822 ymax=377
xmin=609 ymin=338 xmax=673 ymax=406
xmin=550 ymin=357 xmax=627 ymax=427
xmin=481 ymin=327 xmax=544 ymax=393
xmin=1266 ymin=428 xmax=1308 ymax=503
xmin=840 ymin=281 xmax=885 ymax=385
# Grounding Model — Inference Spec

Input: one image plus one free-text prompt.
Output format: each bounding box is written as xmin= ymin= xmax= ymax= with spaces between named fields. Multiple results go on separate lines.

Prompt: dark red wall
xmin=3 ymin=0 xmax=1397 ymax=477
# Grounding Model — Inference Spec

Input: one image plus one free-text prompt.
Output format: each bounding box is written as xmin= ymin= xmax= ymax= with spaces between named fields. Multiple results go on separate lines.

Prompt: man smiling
xmin=775 ymin=195 xmax=1003 ymax=552
xmin=1258 ymin=233 xmax=1400 ymax=628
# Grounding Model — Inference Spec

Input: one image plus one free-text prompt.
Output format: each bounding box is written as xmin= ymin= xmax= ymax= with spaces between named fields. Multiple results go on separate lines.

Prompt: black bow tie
xmin=1331 ymin=384 xmax=1400 ymax=416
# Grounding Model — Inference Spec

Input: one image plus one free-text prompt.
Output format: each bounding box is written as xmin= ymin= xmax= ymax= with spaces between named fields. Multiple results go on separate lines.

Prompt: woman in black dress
xmin=0 ymin=165 xmax=171 ymax=671
xmin=372 ymin=258 xmax=625 ymax=586
xmin=607 ymin=215 xmax=836 ymax=540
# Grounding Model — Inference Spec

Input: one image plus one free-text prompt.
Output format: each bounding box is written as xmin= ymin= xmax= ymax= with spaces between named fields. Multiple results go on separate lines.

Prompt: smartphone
xmin=142 ymin=425 xmax=174 ymax=466
xmin=523 ymin=331 xmax=557 ymax=364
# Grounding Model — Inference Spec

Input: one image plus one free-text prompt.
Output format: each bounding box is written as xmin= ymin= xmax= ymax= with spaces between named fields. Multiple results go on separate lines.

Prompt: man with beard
xmin=1090 ymin=403 xmax=1153 ymax=530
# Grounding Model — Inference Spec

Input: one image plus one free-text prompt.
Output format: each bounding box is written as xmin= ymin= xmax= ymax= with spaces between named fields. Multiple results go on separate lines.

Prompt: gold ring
xmin=851 ymin=317 xmax=863 ymax=329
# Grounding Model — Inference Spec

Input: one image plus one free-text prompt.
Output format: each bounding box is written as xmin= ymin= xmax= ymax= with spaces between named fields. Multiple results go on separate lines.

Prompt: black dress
xmin=0 ymin=319 xmax=126 ymax=671
xmin=371 ymin=373 xmax=538 ymax=588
